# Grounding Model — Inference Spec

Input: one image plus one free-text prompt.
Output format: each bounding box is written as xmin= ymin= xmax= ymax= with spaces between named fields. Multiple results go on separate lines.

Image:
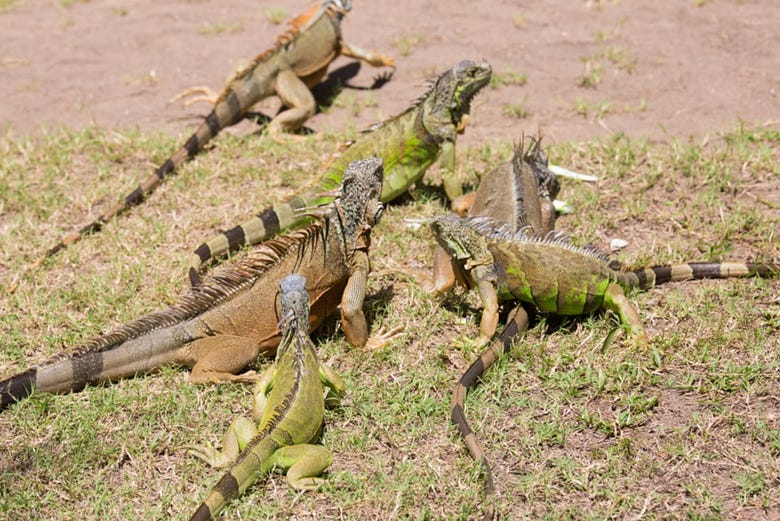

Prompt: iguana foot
xmin=364 ymin=325 xmax=404 ymax=350
xmin=168 ymin=86 xmax=219 ymax=107
xmin=185 ymin=443 xmax=234 ymax=468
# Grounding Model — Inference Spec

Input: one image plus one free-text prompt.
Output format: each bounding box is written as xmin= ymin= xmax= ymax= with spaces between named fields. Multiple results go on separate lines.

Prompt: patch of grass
xmin=198 ymin=21 xmax=243 ymax=36
xmin=0 ymin=0 xmax=24 ymax=11
xmin=262 ymin=6 xmax=286 ymax=25
xmin=489 ymin=68 xmax=528 ymax=89
xmin=0 ymin=124 xmax=778 ymax=519
xmin=502 ymin=98 xmax=530 ymax=119
xmin=512 ymin=11 xmax=527 ymax=28
xmin=392 ymin=33 xmax=424 ymax=57
xmin=572 ymin=96 xmax=611 ymax=118
xmin=577 ymin=58 xmax=603 ymax=88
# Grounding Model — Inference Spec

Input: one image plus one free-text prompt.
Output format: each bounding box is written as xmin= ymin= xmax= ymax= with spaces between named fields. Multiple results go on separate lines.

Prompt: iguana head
xmin=431 ymin=215 xmax=494 ymax=270
xmin=326 ymin=0 xmax=352 ymax=15
xmin=424 ymin=60 xmax=492 ymax=134
xmin=279 ymin=273 xmax=310 ymax=332
xmin=334 ymin=157 xmax=385 ymax=246
xmin=517 ymin=137 xmax=560 ymax=200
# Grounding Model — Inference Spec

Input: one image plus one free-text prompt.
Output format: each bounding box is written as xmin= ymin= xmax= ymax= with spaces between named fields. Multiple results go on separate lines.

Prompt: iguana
xmin=436 ymin=214 xmax=778 ymax=519
xmin=0 ymin=157 xmax=389 ymax=410
xmin=443 ymin=139 xmax=563 ymax=521
xmin=187 ymin=59 xmax=493 ymax=286
xmin=27 ymin=0 xmax=395 ymax=270
xmin=432 ymin=215 xmax=779 ymax=348
xmin=186 ymin=273 xmax=345 ymax=521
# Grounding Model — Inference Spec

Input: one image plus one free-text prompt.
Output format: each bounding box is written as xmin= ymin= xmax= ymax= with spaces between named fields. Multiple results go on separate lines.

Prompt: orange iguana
xmin=1 ymin=157 xmax=393 ymax=410
xmin=28 ymin=0 xmax=394 ymax=270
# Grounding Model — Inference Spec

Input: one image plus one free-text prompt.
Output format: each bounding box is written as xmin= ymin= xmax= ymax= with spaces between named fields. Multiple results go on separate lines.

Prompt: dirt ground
xmin=1 ymin=0 xmax=778 ymax=145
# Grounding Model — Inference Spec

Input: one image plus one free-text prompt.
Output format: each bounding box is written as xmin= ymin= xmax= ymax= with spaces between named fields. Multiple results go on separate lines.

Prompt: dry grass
xmin=0 ymin=123 xmax=778 ymax=520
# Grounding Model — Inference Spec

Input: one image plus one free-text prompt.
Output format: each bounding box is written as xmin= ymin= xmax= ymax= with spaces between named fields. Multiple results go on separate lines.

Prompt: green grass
xmin=0 ymin=123 xmax=778 ymax=519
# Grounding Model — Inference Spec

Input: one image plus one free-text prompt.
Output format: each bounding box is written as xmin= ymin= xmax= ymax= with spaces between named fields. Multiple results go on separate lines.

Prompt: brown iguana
xmin=187 ymin=59 xmax=493 ymax=286
xmin=28 ymin=0 xmax=395 ymax=270
xmin=443 ymin=139 xmax=563 ymax=521
xmin=435 ymin=214 xmax=778 ymax=519
xmin=186 ymin=273 xmax=345 ymax=521
xmin=0 ymin=157 xmax=389 ymax=410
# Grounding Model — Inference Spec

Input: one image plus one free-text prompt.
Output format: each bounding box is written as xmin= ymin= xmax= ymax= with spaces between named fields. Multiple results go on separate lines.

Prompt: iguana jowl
xmin=29 ymin=0 xmax=394 ymax=269
xmin=188 ymin=60 xmax=493 ymax=285
xmin=187 ymin=273 xmax=345 ymax=521
xmin=1 ymin=157 xmax=387 ymax=410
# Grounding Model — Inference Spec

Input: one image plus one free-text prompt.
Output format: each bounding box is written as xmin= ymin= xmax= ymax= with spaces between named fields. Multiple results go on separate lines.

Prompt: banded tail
xmin=451 ymin=307 xmax=529 ymax=521
xmin=28 ymin=83 xmax=262 ymax=272
xmin=0 ymin=322 xmax=186 ymax=410
xmin=629 ymin=262 xmax=779 ymax=290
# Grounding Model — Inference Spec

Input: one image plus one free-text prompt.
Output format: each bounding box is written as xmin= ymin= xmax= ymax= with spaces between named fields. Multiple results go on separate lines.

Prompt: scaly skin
xmin=443 ymin=139 xmax=562 ymax=521
xmin=437 ymin=215 xmax=778 ymax=519
xmin=187 ymin=273 xmax=345 ymax=521
xmin=0 ymin=157 xmax=386 ymax=410
xmin=188 ymin=60 xmax=493 ymax=285
xmin=432 ymin=215 xmax=779 ymax=348
xmin=27 ymin=0 xmax=394 ymax=271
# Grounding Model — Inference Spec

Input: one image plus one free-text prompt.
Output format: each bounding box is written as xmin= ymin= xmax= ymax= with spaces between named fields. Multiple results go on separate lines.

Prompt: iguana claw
xmin=364 ymin=325 xmax=404 ymax=350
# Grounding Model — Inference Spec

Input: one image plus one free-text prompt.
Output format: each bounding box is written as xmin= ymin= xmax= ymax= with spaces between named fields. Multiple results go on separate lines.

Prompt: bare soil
xmin=1 ymin=0 xmax=778 ymax=144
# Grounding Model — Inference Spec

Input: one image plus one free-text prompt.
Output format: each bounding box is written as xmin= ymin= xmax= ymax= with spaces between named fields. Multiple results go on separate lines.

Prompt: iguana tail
xmin=0 ymin=321 xmax=188 ymax=410
xmin=29 ymin=89 xmax=258 ymax=271
xmin=451 ymin=309 xmax=528 ymax=521
xmin=628 ymin=262 xmax=779 ymax=290
xmin=189 ymin=436 xmax=278 ymax=521
xmin=187 ymin=168 xmax=344 ymax=285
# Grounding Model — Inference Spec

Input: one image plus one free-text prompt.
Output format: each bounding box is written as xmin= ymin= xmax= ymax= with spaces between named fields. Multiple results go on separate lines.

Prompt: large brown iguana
xmin=28 ymin=0 xmax=395 ymax=270
xmin=443 ymin=139 xmax=564 ymax=521
xmin=0 ymin=157 xmax=390 ymax=410
xmin=186 ymin=273 xmax=345 ymax=521
xmin=187 ymin=60 xmax=493 ymax=286
xmin=435 ymin=214 xmax=778 ymax=519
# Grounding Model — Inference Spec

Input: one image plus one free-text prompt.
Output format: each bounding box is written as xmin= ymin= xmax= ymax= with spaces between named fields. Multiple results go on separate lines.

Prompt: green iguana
xmin=28 ymin=0 xmax=395 ymax=270
xmin=436 ymin=214 xmax=778 ymax=519
xmin=187 ymin=59 xmax=493 ymax=286
xmin=444 ymin=139 xmax=563 ymax=521
xmin=432 ymin=215 xmax=779 ymax=348
xmin=187 ymin=273 xmax=345 ymax=521
xmin=0 ymin=157 xmax=389 ymax=410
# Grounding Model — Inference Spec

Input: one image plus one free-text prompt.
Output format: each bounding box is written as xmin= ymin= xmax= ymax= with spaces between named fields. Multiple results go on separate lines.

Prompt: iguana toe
xmin=363 ymin=325 xmax=404 ymax=351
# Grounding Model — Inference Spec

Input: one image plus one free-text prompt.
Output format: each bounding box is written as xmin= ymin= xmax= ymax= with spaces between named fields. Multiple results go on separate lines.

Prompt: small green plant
xmin=489 ymin=69 xmax=528 ymax=89
xmin=502 ymin=99 xmax=530 ymax=119
xmin=263 ymin=6 xmax=287 ymax=24
xmin=577 ymin=59 xmax=602 ymax=88
xmin=512 ymin=11 xmax=527 ymax=27
xmin=602 ymin=45 xmax=636 ymax=72
xmin=0 ymin=0 xmax=24 ymax=11
xmin=198 ymin=22 xmax=243 ymax=36
xmin=393 ymin=33 xmax=424 ymax=57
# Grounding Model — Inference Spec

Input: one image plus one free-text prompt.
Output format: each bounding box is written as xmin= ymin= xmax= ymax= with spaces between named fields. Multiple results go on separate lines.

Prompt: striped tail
xmin=187 ymin=184 xmax=341 ymax=286
xmin=189 ymin=472 xmax=243 ymax=521
xmin=28 ymin=93 xmax=250 ymax=272
xmin=631 ymin=262 xmax=779 ymax=290
xmin=451 ymin=307 xmax=528 ymax=521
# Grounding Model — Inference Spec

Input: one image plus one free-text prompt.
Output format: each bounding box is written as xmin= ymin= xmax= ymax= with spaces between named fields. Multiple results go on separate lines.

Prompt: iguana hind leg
xmin=188 ymin=335 xmax=266 ymax=384
xmin=602 ymin=283 xmax=650 ymax=346
xmin=272 ymin=444 xmax=334 ymax=490
xmin=187 ymin=416 xmax=257 ymax=468
xmin=270 ymin=69 xmax=317 ymax=135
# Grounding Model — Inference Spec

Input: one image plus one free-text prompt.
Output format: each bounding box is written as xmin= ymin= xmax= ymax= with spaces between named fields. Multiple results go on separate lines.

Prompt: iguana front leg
xmin=439 ymin=140 xmax=462 ymax=202
xmin=339 ymin=41 xmax=396 ymax=68
xmin=473 ymin=268 xmax=500 ymax=348
xmin=340 ymin=266 xmax=402 ymax=350
xmin=319 ymin=363 xmax=345 ymax=409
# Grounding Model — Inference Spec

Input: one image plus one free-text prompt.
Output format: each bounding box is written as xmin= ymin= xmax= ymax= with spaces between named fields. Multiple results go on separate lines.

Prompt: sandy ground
xmin=1 ymin=0 xmax=778 ymax=146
